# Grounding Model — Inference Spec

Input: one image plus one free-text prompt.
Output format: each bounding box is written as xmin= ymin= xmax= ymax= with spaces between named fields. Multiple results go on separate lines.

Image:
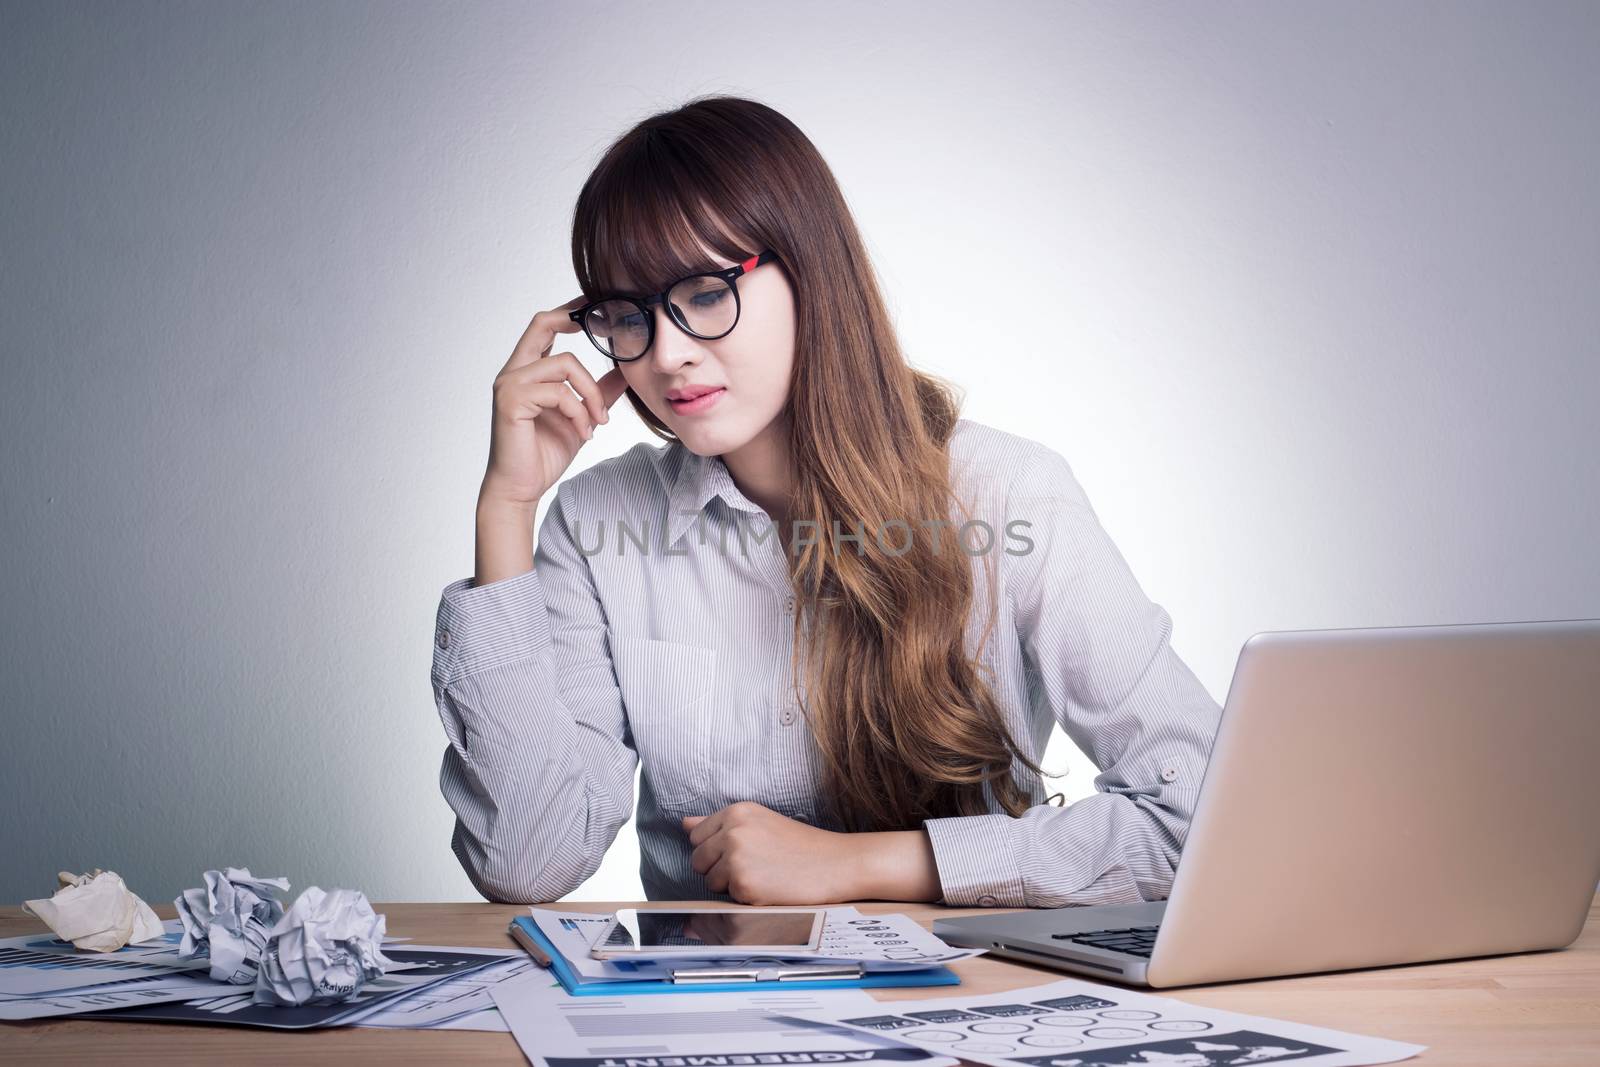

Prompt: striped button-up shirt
xmin=430 ymin=417 xmax=1222 ymax=907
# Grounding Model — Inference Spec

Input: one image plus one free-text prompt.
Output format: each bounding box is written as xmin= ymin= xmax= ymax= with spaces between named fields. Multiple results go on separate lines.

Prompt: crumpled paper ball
xmin=252 ymin=886 xmax=397 ymax=1006
xmin=21 ymin=869 xmax=165 ymax=952
xmin=174 ymin=866 xmax=291 ymax=984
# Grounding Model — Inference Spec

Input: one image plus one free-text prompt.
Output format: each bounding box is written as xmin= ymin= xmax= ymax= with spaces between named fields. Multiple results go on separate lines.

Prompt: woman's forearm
xmin=475 ymin=490 xmax=536 ymax=586
xmin=847 ymin=829 xmax=942 ymax=903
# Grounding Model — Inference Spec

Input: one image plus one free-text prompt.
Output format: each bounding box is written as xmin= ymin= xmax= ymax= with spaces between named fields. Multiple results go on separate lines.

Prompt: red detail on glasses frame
xmin=739 ymin=253 xmax=760 ymax=273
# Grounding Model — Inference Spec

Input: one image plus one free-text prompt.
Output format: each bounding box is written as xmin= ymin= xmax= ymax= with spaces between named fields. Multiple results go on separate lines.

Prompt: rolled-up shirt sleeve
xmin=923 ymin=445 xmax=1222 ymax=908
xmin=431 ymin=480 xmax=636 ymax=903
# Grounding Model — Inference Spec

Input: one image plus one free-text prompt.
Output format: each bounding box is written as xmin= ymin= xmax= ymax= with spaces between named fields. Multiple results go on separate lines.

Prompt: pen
xmin=508 ymin=920 xmax=553 ymax=967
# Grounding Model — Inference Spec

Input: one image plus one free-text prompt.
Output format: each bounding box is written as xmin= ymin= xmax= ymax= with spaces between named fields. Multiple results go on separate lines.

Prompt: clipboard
xmin=508 ymin=915 xmax=960 ymax=996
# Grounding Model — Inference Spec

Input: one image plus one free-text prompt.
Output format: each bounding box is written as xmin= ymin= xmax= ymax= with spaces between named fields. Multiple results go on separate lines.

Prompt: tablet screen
xmin=600 ymin=909 xmax=820 ymax=950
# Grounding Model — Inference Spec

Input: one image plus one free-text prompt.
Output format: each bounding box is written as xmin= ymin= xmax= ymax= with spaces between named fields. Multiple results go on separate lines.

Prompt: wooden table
xmin=3 ymin=896 xmax=1597 ymax=1064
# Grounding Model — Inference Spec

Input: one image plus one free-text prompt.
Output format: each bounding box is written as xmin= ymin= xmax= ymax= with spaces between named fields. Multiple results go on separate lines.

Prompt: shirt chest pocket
xmin=610 ymin=636 xmax=717 ymax=816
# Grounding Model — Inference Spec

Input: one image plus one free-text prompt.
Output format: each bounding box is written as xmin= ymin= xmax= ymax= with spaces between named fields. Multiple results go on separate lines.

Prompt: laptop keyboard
xmin=1051 ymin=925 xmax=1160 ymax=958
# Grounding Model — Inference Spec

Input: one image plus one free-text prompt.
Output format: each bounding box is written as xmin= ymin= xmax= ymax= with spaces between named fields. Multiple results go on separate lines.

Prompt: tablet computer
xmin=589 ymin=907 xmax=826 ymax=959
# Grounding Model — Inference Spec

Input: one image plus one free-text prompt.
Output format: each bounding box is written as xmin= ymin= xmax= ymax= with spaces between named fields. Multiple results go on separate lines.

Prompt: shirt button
xmin=783 ymin=594 xmax=795 ymax=616
xmin=795 ymin=813 xmax=811 ymax=824
xmin=1160 ymin=766 xmax=1179 ymax=783
xmin=779 ymin=707 xmax=797 ymax=726
xmin=978 ymin=894 xmax=998 ymax=907
xmin=435 ymin=627 xmax=451 ymax=650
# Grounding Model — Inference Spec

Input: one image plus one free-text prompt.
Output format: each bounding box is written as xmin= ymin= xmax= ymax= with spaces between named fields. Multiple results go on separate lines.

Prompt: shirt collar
xmin=664 ymin=442 xmax=771 ymax=548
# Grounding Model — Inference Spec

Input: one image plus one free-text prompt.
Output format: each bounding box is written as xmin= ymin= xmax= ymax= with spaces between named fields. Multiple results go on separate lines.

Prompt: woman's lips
xmin=668 ymin=387 xmax=725 ymax=415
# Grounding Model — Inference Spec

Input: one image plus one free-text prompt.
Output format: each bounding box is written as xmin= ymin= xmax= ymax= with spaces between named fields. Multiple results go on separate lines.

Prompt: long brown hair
xmin=571 ymin=95 xmax=1047 ymax=832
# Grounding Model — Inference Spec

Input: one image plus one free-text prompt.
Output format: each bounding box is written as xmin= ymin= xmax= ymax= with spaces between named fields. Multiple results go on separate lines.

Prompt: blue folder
xmin=510 ymin=915 xmax=960 ymax=996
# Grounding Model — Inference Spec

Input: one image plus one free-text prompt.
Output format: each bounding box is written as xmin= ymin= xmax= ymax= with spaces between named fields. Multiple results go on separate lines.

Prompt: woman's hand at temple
xmin=683 ymin=802 xmax=942 ymax=905
xmin=481 ymin=295 xmax=630 ymax=512
xmin=474 ymin=295 xmax=630 ymax=586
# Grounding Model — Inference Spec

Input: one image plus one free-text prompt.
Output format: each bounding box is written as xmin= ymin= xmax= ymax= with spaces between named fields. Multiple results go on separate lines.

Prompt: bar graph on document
xmin=0 ymin=974 xmax=229 ymax=1021
xmin=0 ymin=944 xmax=201 ymax=997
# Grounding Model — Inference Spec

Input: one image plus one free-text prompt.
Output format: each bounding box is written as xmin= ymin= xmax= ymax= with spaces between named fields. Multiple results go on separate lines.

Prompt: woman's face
xmin=614 ymin=245 xmax=797 ymax=458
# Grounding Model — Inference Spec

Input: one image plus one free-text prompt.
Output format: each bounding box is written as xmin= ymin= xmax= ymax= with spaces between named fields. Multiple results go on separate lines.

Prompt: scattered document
xmin=0 ymin=917 xmax=512 ymax=1029
xmin=428 ymin=1006 xmax=510 ymax=1031
xmin=0 ymin=927 xmax=206 ymax=998
xmin=815 ymin=908 xmax=987 ymax=968
xmin=343 ymin=945 xmax=531 ymax=1030
xmin=784 ymin=977 xmax=1427 ymax=1067
xmin=490 ymin=971 xmax=961 ymax=1067
xmin=73 ymin=946 xmax=507 ymax=1030
xmin=533 ymin=905 xmax=983 ymax=983
xmin=0 ymin=974 xmax=228 ymax=1021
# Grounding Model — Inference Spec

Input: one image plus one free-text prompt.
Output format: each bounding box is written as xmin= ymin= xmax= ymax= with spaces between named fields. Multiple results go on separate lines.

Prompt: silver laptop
xmin=933 ymin=619 xmax=1600 ymax=988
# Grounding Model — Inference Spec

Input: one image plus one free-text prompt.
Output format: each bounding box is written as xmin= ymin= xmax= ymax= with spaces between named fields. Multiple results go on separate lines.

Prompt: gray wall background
xmin=2 ymin=0 xmax=1596 ymax=908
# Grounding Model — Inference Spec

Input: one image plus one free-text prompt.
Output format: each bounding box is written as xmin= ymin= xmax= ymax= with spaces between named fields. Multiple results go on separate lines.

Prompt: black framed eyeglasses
xmin=569 ymin=249 xmax=780 ymax=362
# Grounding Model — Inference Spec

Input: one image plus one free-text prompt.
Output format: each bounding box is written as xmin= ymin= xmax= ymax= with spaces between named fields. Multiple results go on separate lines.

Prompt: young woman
xmin=430 ymin=95 xmax=1222 ymax=908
